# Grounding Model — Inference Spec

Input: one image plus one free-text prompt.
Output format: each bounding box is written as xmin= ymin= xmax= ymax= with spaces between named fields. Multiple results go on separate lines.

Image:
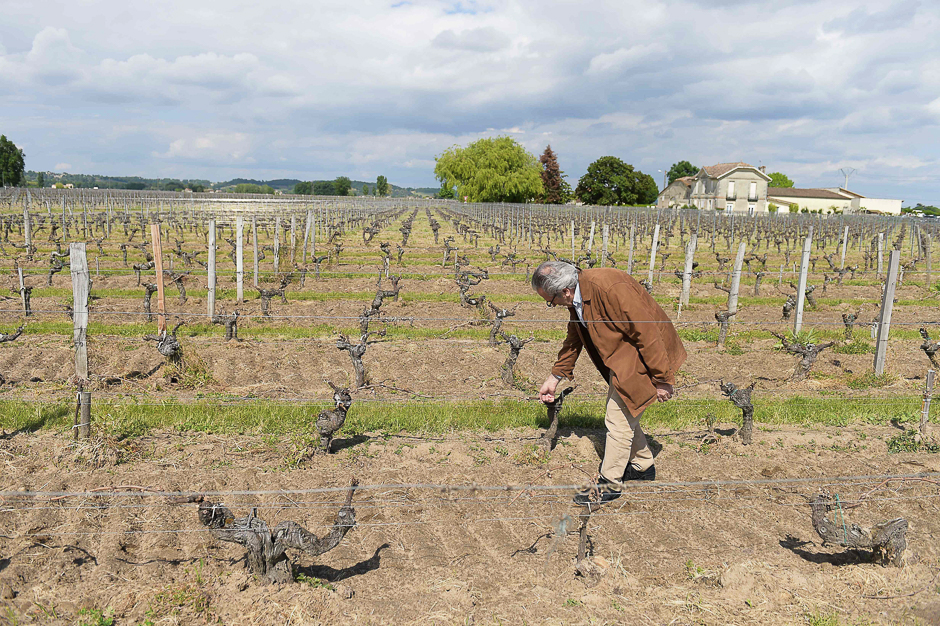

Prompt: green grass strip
xmin=0 ymin=396 xmax=927 ymax=440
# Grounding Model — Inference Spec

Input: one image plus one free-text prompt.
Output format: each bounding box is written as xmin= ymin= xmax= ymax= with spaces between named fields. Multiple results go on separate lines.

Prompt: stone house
xmin=657 ymin=176 xmax=694 ymax=208
xmin=687 ymin=162 xmax=772 ymax=214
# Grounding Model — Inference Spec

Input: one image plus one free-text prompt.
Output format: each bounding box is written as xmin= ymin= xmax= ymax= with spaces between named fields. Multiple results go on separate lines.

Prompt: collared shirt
xmin=572 ymin=282 xmax=585 ymax=327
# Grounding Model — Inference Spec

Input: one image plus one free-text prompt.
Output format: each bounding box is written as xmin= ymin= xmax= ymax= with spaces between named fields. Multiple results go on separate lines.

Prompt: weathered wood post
xmin=587 ymin=221 xmax=596 ymax=254
xmin=290 ymin=214 xmax=297 ymax=264
xmin=874 ymin=249 xmax=900 ymax=375
xmin=274 ymin=215 xmax=281 ymax=274
xmin=920 ymin=369 xmax=935 ymax=440
xmin=627 ymin=224 xmax=635 ymax=275
xmin=302 ymin=210 xmax=312 ymax=264
xmin=877 ymin=232 xmax=884 ymax=277
xmin=70 ymin=243 xmax=91 ymax=439
xmin=728 ymin=241 xmax=746 ymax=316
xmin=150 ymin=224 xmax=167 ymax=334
xmin=647 ymin=223 xmax=660 ymax=284
xmin=600 ymin=224 xmax=609 ymax=267
xmin=23 ymin=206 xmax=31 ymax=249
xmin=208 ymin=218 xmax=217 ymax=319
xmin=236 ymin=216 xmax=245 ymax=303
xmin=17 ymin=268 xmax=28 ymax=317
xmin=840 ymin=225 xmax=849 ymax=269
xmin=570 ymin=220 xmax=575 ymax=261
xmin=794 ymin=227 xmax=813 ymax=334
xmin=252 ymin=215 xmax=259 ymax=288
xmin=926 ymin=233 xmax=932 ymax=292
xmin=681 ymin=234 xmax=697 ymax=307
xmin=70 ymin=243 xmax=89 ymax=380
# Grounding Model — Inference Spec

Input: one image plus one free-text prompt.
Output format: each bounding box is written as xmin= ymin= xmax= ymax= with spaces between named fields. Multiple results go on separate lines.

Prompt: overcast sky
xmin=1 ymin=0 xmax=938 ymax=204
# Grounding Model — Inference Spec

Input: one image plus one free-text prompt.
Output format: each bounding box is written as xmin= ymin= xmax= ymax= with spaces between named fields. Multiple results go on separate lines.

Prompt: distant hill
xmin=24 ymin=171 xmax=436 ymax=197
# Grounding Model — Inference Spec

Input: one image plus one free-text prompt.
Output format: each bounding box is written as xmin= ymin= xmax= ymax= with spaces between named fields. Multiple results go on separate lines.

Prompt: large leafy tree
xmin=0 ymin=135 xmax=26 ymax=187
xmin=576 ymin=156 xmax=641 ymax=206
xmin=635 ymin=172 xmax=660 ymax=205
xmin=768 ymin=172 xmax=794 ymax=188
xmin=434 ymin=136 xmax=543 ymax=203
xmin=293 ymin=181 xmax=312 ymax=195
xmin=333 ymin=176 xmax=352 ymax=196
xmin=375 ymin=175 xmax=389 ymax=197
xmin=313 ymin=181 xmax=334 ymax=195
xmin=539 ymin=145 xmax=567 ymax=204
xmin=667 ymin=160 xmax=699 ymax=185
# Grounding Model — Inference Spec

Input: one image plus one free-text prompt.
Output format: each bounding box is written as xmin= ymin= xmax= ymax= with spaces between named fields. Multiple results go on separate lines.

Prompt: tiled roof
xmin=677 ymin=176 xmax=694 ymax=185
xmin=767 ymin=187 xmax=852 ymax=200
xmin=701 ymin=162 xmax=755 ymax=177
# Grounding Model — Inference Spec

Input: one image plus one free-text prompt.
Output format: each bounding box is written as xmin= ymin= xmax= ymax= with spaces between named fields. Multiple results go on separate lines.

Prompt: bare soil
xmin=1 ymin=425 xmax=939 ymax=625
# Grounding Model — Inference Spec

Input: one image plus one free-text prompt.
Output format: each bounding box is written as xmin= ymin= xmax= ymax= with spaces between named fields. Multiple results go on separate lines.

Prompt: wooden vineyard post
xmin=150 ymin=224 xmax=167 ymax=334
xmin=236 ymin=216 xmax=245 ymax=303
xmin=921 ymin=369 xmax=935 ymax=440
xmin=793 ymin=227 xmax=813 ymax=334
xmin=874 ymin=249 xmax=900 ymax=375
xmin=728 ymin=241 xmax=746 ymax=316
xmin=647 ymin=223 xmax=660 ymax=284
xmin=600 ymin=224 xmax=609 ymax=267
xmin=587 ymin=221 xmax=595 ymax=254
xmin=840 ymin=225 xmax=849 ymax=269
xmin=208 ymin=218 xmax=217 ymax=319
xmin=627 ymin=224 xmax=635 ymax=275
xmin=926 ymin=234 xmax=932 ymax=292
xmin=877 ymin=232 xmax=884 ymax=278
xmin=17 ymin=268 xmax=28 ymax=316
xmin=681 ymin=234 xmax=697 ymax=307
xmin=290 ymin=214 xmax=296 ymax=264
xmin=302 ymin=210 xmax=312 ymax=263
xmin=274 ymin=215 xmax=281 ymax=274
xmin=23 ymin=206 xmax=31 ymax=249
xmin=251 ymin=215 xmax=259 ymax=288
xmin=70 ymin=243 xmax=91 ymax=439
xmin=570 ymin=220 xmax=575 ymax=261
xmin=70 ymin=243 xmax=89 ymax=380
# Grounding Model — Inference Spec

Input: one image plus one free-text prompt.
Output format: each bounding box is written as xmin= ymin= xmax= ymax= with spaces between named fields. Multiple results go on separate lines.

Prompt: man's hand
xmin=654 ymin=381 xmax=674 ymax=402
xmin=539 ymin=375 xmax=560 ymax=404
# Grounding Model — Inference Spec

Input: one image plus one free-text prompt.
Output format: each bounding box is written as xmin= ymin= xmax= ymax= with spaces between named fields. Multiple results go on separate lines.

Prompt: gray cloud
xmin=0 ymin=0 xmax=938 ymax=204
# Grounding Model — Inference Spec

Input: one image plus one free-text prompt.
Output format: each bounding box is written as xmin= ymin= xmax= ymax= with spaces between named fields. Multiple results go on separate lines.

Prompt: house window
xmin=749 ymin=181 xmax=758 ymax=201
xmin=726 ymin=181 xmax=735 ymax=200
xmin=726 ymin=202 xmax=734 ymax=211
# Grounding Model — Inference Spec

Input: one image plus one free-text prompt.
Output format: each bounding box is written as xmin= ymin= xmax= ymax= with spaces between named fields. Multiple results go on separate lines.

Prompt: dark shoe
xmin=622 ymin=464 xmax=655 ymax=481
xmin=573 ymin=476 xmax=622 ymax=506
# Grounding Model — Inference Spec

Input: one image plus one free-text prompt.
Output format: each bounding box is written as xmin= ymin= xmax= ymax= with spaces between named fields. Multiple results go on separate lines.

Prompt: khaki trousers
xmin=599 ymin=382 xmax=654 ymax=484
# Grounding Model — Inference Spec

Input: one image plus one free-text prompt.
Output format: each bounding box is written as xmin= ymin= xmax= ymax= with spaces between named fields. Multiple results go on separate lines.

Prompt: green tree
xmin=539 ymin=145 xmax=566 ymax=204
xmin=362 ymin=184 xmax=370 ymax=196
xmin=293 ymin=181 xmax=312 ymax=195
xmin=635 ymin=172 xmax=659 ymax=205
xmin=667 ymin=160 xmax=698 ymax=185
xmin=36 ymin=172 xmax=45 ymax=188
xmin=0 ymin=135 xmax=26 ymax=187
xmin=576 ymin=156 xmax=640 ymax=206
xmin=334 ymin=176 xmax=351 ymax=196
xmin=313 ymin=181 xmax=334 ymax=195
xmin=125 ymin=182 xmax=146 ymax=190
xmin=189 ymin=183 xmax=205 ymax=192
xmin=376 ymin=175 xmax=389 ymax=197
xmin=769 ymin=172 xmax=794 ymax=188
xmin=434 ymin=136 xmax=543 ymax=203
xmin=436 ymin=183 xmax=455 ymax=199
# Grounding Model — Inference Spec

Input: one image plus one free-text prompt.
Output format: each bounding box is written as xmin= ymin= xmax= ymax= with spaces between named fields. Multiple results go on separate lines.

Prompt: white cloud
xmin=54 ymin=163 xmax=72 ymax=171
xmin=0 ymin=0 xmax=937 ymax=203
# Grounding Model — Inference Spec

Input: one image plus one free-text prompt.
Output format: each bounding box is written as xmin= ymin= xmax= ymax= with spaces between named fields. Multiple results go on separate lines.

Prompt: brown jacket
xmin=551 ymin=268 xmax=687 ymax=415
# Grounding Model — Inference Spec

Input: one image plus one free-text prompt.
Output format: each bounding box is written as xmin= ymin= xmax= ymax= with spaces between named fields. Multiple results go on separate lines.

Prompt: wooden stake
xmin=920 ymin=369 xmax=935 ymax=440
xmin=600 ymin=224 xmax=609 ymax=267
xmin=208 ymin=218 xmax=216 ymax=319
xmin=647 ymin=223 xmax=660 ymax=285
xmin=681 ymin=234 xmax=697 ymax=306
xmin=251 ymin=215 xmax=259 ymax=288
xmin=874 ymin=249 xmax=900 ymax=375
xmin=728 ymin=241 xmax=746 ymax=316
xmin=236 ymin=216 xmax=245 ymax=302
xmin=150 ymin=224 xmax=167 ymax=334
xmin=794 ymin=227 xmax=813 ymax=334
xmin=70 ymin=243 xmax=89 ymax=380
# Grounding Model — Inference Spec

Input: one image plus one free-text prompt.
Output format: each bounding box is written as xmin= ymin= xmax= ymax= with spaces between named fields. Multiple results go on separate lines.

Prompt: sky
xmin=1 ymin=0 xmax=938 ymax=204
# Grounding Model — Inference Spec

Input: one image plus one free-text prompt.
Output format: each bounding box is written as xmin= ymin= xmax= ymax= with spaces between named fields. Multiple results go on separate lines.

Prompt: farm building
xmin=767 ymin=187 xmax=903 ymax=215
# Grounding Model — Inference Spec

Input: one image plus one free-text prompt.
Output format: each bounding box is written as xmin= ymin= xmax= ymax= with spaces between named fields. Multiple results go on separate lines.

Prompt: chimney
xmin=759 ymin=165 xmax=766 ymax=173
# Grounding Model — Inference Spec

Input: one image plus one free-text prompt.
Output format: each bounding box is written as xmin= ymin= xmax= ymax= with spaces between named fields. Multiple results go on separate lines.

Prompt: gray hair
xmin=531 ymin=261 xmax=578 ymax=295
